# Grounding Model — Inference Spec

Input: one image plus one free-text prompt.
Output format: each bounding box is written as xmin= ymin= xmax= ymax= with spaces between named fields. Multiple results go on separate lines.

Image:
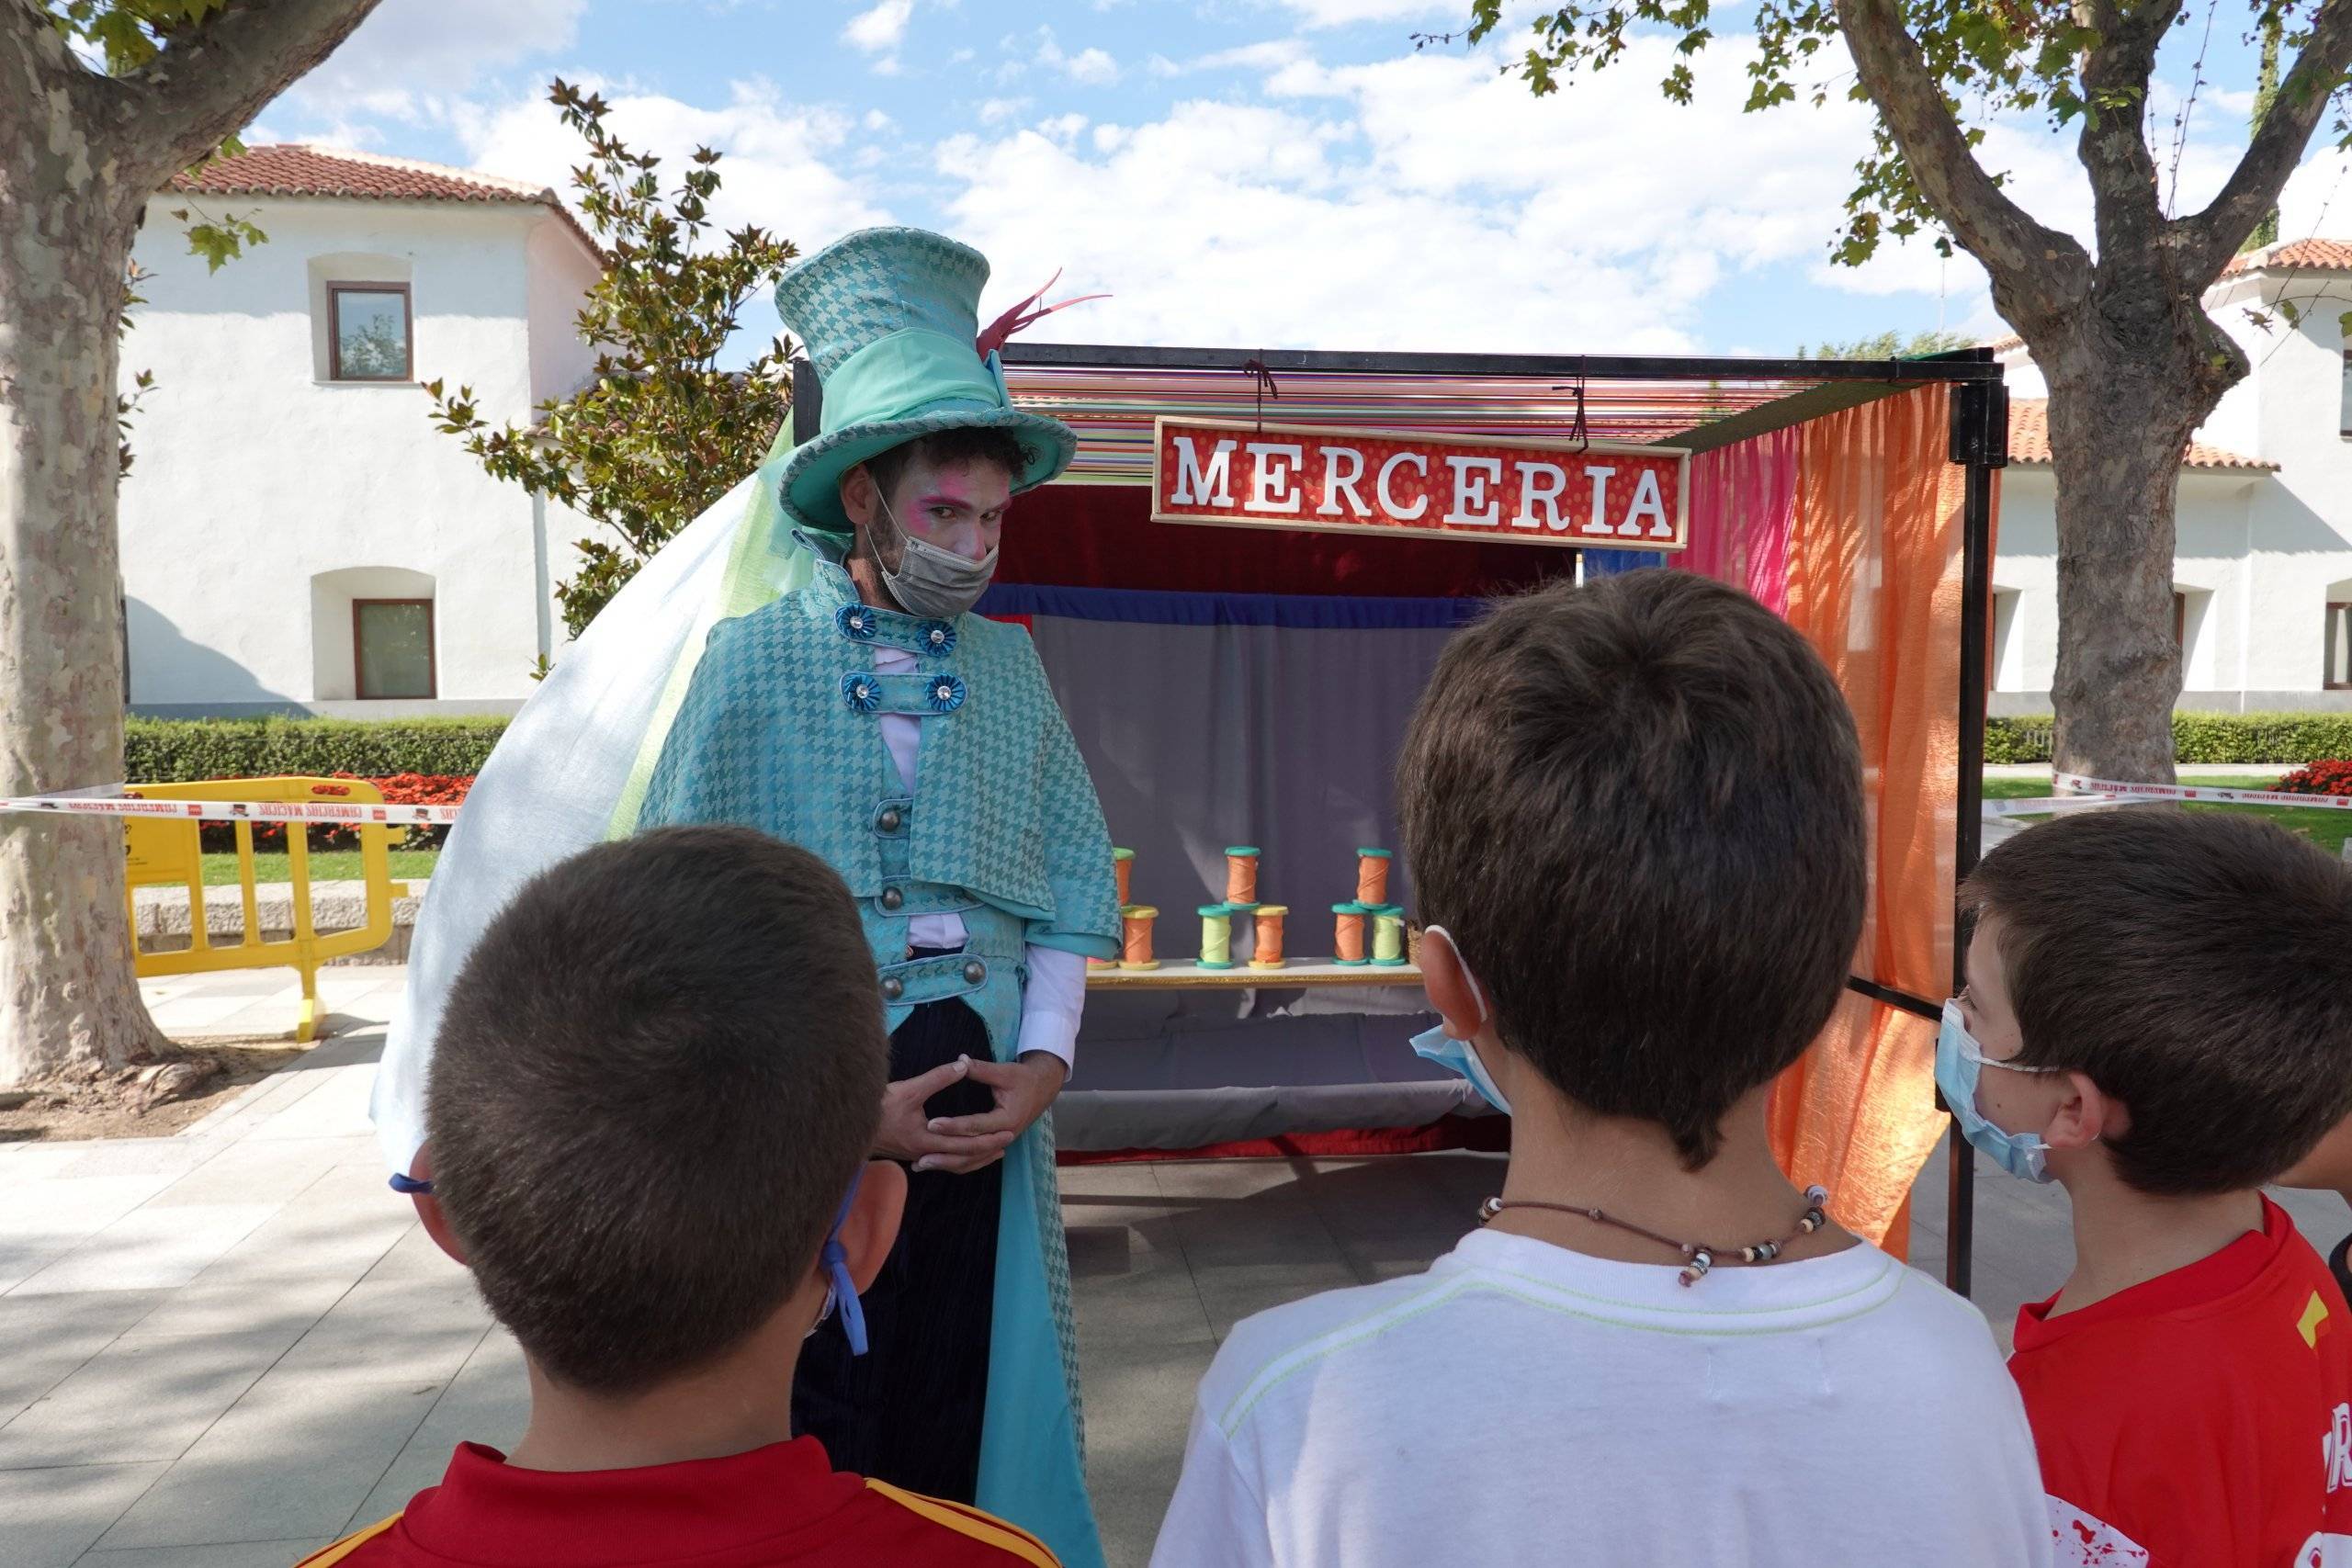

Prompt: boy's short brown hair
xmin=1397 ymin=570 xmax=1866 ymax=1168
xmin=1962 ymin=809 xmax=2352 ymax=1196
xmin=427 ymin=826 xmax=887 ymax=1395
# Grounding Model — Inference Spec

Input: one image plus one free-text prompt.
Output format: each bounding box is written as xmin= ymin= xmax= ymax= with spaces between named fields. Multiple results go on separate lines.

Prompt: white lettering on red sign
xmin=1151 ymin=419 xmax=1688 ymax=551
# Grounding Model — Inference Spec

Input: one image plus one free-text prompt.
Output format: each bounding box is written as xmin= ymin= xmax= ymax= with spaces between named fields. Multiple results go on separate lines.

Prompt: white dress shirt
xmin=873 ymin=645 xmax=1087 ymax=1070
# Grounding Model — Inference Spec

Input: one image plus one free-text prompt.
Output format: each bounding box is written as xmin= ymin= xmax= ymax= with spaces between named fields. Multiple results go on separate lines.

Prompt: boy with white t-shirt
xmin=1149 ymin=571 xmax=2049 ymax=1568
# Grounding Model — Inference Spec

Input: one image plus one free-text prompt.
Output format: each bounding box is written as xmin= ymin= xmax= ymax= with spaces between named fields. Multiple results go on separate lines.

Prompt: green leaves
xmin=48 ymin=0 xmax=232 ymax=75
xmin=167 ymin=206 xmax=266 ymax=272
xmin=426 ymin=79 xmax=797 ymax=638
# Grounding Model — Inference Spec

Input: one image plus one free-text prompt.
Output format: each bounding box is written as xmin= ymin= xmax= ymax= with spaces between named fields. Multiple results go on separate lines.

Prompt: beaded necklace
xmin=1478 ymin=1184 xmax=1831 ymax=1287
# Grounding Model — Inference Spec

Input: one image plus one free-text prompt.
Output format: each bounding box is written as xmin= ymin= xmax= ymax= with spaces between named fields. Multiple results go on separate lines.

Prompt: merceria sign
xmin=1149 ymin=417 xmax=1689 ymax=552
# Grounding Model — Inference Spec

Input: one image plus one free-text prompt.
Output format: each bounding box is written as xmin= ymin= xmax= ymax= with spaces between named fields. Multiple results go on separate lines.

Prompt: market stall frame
xmin=794 ymin=342 xmax=2009 ymax=1297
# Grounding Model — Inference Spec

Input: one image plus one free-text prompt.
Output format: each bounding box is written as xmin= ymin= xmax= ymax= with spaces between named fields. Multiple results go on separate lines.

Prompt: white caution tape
xmin=1984 ymin=773 xmax=2352 ymax=818
xmin=0 ymin=790 xmax=462 ymax=826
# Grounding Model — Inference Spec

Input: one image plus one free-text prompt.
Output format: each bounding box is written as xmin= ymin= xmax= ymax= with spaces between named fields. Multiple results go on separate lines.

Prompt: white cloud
xmin=843 ymin=0 xmax=915 ymax=54
xmin=455 ymin=78 xmax=890 ymax=252
xmin=979 ymin=96 xmax=1034 ymax=124
xmin=864 ymin=108 xmax=895 ymax=132
xmin=1035 ymin=28 xmax=1121 ymax=85
xmin=282 ymin=0 xmax=582 ymax=103
xmin=925 ymin=31 xmax=2077 ymax=355
xmin=1037 ymin=113 xmax=1089 ymax=147
xmin=1268 ymin=0 xmax=1456 ymax=27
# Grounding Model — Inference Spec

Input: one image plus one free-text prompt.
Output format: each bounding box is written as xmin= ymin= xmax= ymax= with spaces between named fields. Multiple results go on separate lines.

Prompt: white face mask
xmin=871 ymin=490 xmax=999 ymax=619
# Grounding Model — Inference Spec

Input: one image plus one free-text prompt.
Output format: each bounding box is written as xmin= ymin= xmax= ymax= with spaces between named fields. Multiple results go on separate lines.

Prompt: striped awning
xmin=1001 ymin=365 xmax=1818 ymax=485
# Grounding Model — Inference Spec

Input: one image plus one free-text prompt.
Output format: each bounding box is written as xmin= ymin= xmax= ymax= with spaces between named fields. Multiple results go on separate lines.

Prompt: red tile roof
xmin=169 ymin=144 xmax=601 ymax=257
xmin=2225 ymin=238 xmax=2352 ymax=275
xmin=2007 ymin=397 xmax=2274 ymax=472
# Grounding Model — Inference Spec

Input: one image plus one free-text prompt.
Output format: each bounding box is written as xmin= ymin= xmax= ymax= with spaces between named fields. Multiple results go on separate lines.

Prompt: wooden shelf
xmin=1086 ymin=958 xmax=1422 ymax=989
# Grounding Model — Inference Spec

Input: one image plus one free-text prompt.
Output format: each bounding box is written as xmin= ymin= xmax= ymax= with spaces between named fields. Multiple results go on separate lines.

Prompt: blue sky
xmin=243 ymin=0 xmax=2350 ymax=365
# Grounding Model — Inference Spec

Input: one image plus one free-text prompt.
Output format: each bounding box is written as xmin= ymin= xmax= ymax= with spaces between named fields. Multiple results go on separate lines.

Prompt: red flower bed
xmin=2273 ymin=760 xmax=2352 ymax=798
xmin=198 ymin=773 xmax=473 ymax=854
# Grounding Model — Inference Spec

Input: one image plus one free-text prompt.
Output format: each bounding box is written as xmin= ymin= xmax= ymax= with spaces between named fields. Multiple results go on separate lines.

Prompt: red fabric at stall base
xmin=1057 ymin=1114 xmax=1510 ymax=1166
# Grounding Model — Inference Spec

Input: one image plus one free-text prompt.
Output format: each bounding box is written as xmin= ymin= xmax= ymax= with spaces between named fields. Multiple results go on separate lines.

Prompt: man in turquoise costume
xmin=633 ymin=228 xmax=1118 ymax=1564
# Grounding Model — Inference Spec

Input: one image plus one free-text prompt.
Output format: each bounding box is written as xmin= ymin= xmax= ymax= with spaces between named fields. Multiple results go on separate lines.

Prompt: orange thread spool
xmin=1356 ymin=848 xmax=1392 ymax=908
xmin=1250 ymin=905 xmax=1288 ymax=969
xmin=1114 ymin=847 xmax=1135 ymax=908
xmin=1225 ymin=846 xmax=1260 ymax=907
xmin=1121 ymin=906 xmax=1160 ymax=970
xmin=1332 ymin=902 xmax=1367 ymax=964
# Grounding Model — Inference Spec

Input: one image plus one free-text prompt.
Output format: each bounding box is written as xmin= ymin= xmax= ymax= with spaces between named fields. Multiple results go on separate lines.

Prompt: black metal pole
xmin=1945 ymin=374 xmax=2005 ymax=1297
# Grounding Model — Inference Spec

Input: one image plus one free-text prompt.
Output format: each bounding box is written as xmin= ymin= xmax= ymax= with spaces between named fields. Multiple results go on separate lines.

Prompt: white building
xmin=1991 ymin=239 xmax=2352 ymax=714
xmin=120 ymin=145 xmax=602 ymax=716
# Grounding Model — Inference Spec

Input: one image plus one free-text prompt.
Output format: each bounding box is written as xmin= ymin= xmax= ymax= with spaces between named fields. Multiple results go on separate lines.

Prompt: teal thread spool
xmin=1198 ymin=903 xmax=1235 ymax=970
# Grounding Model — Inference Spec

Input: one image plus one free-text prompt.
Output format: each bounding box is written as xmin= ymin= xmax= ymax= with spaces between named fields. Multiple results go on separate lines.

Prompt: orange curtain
xmin=1765 ymin=386 xmax=1996 ymax=1257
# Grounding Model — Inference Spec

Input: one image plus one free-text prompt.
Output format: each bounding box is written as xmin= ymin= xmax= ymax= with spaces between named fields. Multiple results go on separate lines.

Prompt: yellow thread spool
xmin=1371 ymin=908 xmax=1407 ymax=966
xmin=1250 ymin=905 xmax=1288 ymax=969
xmin=1198 ymin=904 xmax=1234 ymax=969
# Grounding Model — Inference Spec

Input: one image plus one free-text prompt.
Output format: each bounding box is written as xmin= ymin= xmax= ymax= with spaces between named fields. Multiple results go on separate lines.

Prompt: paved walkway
xmin=4 ymin=967 xmax=2346 ymax=1568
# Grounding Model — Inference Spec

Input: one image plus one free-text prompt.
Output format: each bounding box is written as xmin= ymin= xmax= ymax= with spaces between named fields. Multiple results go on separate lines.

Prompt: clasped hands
xmin=871 ymin=1052 xmax=1067 ymax=1175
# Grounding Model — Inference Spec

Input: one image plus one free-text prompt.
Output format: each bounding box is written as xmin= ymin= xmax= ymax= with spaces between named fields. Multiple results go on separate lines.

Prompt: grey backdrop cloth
xmin=1025 ymin=609 xmax=1477 ymax=1149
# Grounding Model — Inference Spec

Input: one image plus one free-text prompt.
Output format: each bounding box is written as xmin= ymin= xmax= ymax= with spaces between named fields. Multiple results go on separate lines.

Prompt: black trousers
xmin=794 ymin=993 xmax=1001 ymax=1503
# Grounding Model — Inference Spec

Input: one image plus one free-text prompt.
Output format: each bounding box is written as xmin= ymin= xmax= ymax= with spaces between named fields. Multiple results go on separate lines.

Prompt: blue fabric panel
xmin=978 ymin=581 xmax=1483 ymax=630
xmin=1581 ymin=549 xmax=1669 ymax=577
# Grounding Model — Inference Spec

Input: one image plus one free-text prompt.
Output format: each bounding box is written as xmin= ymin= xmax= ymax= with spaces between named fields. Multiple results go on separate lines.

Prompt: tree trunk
xmin=0 ymin=104 xmax=163 ymax=1084
xmin=2040 ymin=335 xmax=2233 ymax=784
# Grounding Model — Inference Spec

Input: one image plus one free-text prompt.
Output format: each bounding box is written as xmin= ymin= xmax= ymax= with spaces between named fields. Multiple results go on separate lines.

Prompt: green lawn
xmin=197 ymin=849 xmax=440 ymax=886
xmin=1983 ymin=773 xmax=2350 ymax=856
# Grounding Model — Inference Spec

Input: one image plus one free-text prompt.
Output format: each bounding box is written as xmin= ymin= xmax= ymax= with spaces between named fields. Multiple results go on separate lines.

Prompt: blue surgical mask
xmin=1407 ymin=925 xmax=1510 ymax=1114
xmin=809 ymin=1168 xmax=871 ymax=1355
xmin=1410 ymin=1022 xmax=1512 ymax=1114
xmin=1934 ymin=999 xmax=2062 ymax=1183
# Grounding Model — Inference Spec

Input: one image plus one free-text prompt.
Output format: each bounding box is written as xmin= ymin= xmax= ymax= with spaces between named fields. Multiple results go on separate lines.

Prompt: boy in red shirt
xmin=299 ymin=827 xmax=1058 ymax=1567
xmin=1949 ymin=810 xmax=2352 ymax=1566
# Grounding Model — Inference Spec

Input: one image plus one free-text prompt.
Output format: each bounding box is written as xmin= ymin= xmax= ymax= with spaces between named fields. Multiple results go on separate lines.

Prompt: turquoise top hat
xmin=775 ymin=226 xmax=1080 ymax=533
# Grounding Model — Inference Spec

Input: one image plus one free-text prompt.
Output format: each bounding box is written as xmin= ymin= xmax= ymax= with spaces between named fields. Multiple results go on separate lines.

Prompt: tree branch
xmin=1833 ymin=0 xmax=2087 ymax=321
xmin=2180 ymin=0 xmax=2352 ymax=277
xmin=2075 ymin=0 xmax=2178 ymax=264
xmin=96 ymin=0 xmax=380 ymax=190
xmin=0 ymin=0 xmax=107 ymax=139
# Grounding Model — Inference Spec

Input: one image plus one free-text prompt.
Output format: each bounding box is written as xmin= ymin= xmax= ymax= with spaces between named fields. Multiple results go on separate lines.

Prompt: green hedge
xmin=1986 ymin=712 xmax=2352 ymax=766
xmin=124 ymin=716 xmax=509 ymax=783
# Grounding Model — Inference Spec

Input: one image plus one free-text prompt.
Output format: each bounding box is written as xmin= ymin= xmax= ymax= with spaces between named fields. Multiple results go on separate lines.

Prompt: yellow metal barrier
xmin=123 ymin=776 xmax=405 ymax=1043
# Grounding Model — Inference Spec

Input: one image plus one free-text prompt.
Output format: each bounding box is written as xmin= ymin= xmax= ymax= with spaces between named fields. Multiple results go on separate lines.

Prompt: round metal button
xmin=877 ymin=807 xmax=903 ymax=833
xmin=881 ymin=976 xmax=905 ymax=1001
xmin=880 ymin=886 xmax=905 ymax=911
xmin=928 ymin=626 xmax=947 ymax=647
xmin=962 ymin=960 xmax=987 ymax=986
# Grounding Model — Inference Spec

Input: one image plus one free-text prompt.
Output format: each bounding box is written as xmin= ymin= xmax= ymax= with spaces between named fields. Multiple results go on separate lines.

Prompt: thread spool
xmin=1121 ymin=906 xmax=1160 ymax=970
xmin=1225 ymin=846 xmax=1261 ymax=907
xmin=1371 ymin=908 xmax=1408 ymax=966
xmin=1332 ymin=901 xmax=1368 ymax=965
xmin=1198 ymin=904 xmax=1235 ymax=969
xmin=1249 ymin=905 xmax=1288 ymax=969
xmin=1356 ymin=848 xmax=1393 ymax=908
xmin=1113 ymin=847 xmax=1135 ymax=908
